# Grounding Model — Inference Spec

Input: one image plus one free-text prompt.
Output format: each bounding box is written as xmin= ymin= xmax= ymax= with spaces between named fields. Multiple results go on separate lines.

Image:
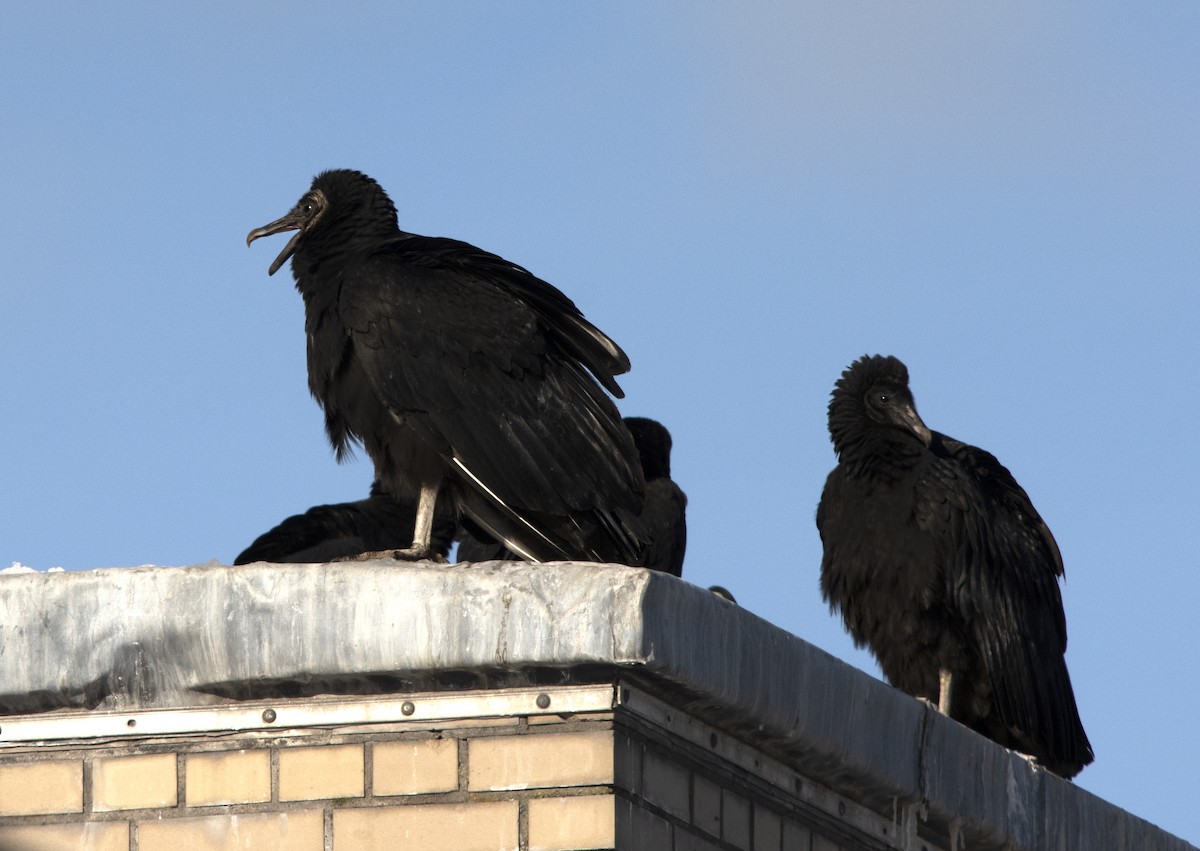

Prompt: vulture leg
xmin=394 ymin=479 xmax=442 ymax=560
xmin=342 ymin=479 xmax=446 ymax=563
xmin=938 ymin=668 xmax=954 ymax=716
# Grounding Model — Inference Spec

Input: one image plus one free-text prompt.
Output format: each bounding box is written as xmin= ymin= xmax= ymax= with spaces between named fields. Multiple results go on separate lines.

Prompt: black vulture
xmin=233 ymin=482 xmax=456 ymax=565
xmin=622 ymin=417 xmax=686 ymax=577
xmin=246 ymin=170 xmax=645 ymax=563
xmin=456 ymin=416 xmax=687 ymax=576
xmin=816 ymin=354 xmax=1093 ymax=778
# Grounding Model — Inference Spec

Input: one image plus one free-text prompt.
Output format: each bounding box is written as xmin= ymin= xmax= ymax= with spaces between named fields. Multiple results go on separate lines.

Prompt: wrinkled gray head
xmin=246 ymin=169 xmax=399 ymax=275
xmin=828 ymin=354 xmax=932 ymax=459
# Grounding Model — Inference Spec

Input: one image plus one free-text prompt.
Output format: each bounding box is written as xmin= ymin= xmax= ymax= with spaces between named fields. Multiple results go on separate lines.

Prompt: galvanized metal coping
xmin=0 ymin=561 xmax=1193 ymax=851
xmin=0 ymin=684 xmax=617 ymax=745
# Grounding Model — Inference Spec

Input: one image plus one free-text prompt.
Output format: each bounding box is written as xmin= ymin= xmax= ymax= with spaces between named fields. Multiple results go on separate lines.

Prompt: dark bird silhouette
xmin=453 ymin=521 xmax=512 ymax=564
xmin=622 ymin=417 xmax=686 ymax=577
xmin=816 ymin=354 xmax=1093 ymax=778
xmin=233 ymin=482 xmax=456 ymax=565
xmin=707 ymin=585 xmax=737 ymax=604
xmin=456 ymin=416 xmax=686 ymax=576
xmin=247 ymin=170 xmax=645 ymax=563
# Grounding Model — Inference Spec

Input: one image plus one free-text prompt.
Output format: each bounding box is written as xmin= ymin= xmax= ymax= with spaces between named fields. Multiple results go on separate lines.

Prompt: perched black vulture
xmin=816 ymin=354 xmax=1093 ymax=778
xmin=622 ymin=417 xmax=687 ymax=577
xmin=247 ymin=170 xmax=645 ymax=563
xmin=456 ymin=416 xmax=687 ymax=576
xmin=233 ymin=482 xmax=456 ymax=565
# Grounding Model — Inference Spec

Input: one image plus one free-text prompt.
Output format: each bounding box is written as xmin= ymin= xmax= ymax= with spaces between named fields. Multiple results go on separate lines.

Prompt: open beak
xmin=247 ymin=210 xmax=306 ymax=276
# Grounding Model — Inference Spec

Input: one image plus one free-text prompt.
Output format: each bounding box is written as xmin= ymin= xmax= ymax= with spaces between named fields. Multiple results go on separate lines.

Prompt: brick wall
xmin=0 ymin=683 xmax=937 ymax=851
xmin=614 ymin=688 xmax=929 ymax=851
xmin=0 ymin=703 xmax=613 ymax=850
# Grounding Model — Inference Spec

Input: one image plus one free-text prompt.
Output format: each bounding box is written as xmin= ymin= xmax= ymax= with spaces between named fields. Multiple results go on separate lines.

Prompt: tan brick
xmin=677 ymin=828 xmax=722 ymax=851
xmin=692 ymin=774 xmax=721 ymax=836
xmin=0 ymin=821 xmax=128 ymax=851
xmin=528 ymin=794 xmax=615 ymax=851
xmin=615 ymin=796 xmax=673 ymax=848
xmin=93 ymin=752 xmax=177 ymax=811
xmin=334 ymin=800 xmax=517 ymax=851
xmin=0 ymin=760 xmax=82 ymax=816
xmin=753 ymin=805 xmax=782 ymax=851
xmin=138 ymin=809 xmax=323 ymax=851
xmin=722 ymin=788 xmax=751 ymax=848
xmin=374 ymin=738 xmax=458 ymax=796
xmin=613 ymin=729 xmax=643 ymax=796
xmin=468 ymin=731 xmax=613 ymax=791
xmin=642 ymin=749 xmax=689 ymax=820
xmin=185 ymin=749 xmax=270 ymax=806
xmin=809 ymin=833 xmax=839 ymax=851
xmin=278 ymin=743 xmax=363 ymax=802
xmin=782 ymin=820 xmax=813 ymax=851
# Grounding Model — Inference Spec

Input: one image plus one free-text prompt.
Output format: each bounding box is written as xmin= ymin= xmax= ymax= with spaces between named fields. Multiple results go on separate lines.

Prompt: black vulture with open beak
xmin=247 ymin=169 xmax=646 ymax=563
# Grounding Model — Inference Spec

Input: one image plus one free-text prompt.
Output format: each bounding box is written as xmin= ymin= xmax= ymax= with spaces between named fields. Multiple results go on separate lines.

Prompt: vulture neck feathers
xmin=290 ymin=169 xmax=401 ymax=289
xmin=828 ymin=354 xmax=928 ymax=482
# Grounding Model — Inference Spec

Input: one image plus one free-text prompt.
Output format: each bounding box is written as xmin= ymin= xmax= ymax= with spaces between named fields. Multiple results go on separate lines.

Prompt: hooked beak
xmin=246 ymin=210 xmax=307 ymax=276
xmin=895 ymin=401 xmax=933 ymax=447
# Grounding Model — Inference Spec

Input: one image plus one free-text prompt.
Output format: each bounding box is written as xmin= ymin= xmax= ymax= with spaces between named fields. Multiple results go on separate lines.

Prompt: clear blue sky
xmin=3 ymin=3 xmax=1197 ymax=841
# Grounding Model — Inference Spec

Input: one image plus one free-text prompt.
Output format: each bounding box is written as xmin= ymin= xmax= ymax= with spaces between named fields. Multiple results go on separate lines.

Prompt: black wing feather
xmin=818 ymin=354 xmax=1091 ymax=778
xmin=338 ymin=240 xmax=643 ymax=562
xmin=638 ymin=478 xmax=687 ymax=577
xmin=916 ymin=433 xmax=1091 ymax=775
xmin=407 ymin=237 xmax=632 ymax=394
xmin=341 ymin=243 xmax=643 ymax=515
xmin=234 ymin=483 xmax=455 ymax=565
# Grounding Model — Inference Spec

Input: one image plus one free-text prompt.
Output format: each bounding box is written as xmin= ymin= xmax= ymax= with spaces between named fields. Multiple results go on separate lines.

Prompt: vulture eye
xmin=299 ymin=192 xmax=326 ymax=218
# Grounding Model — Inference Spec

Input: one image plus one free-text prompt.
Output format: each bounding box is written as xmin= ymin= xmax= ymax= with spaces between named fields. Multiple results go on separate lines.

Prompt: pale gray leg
xmin=400 ymin=480 xmax=439 ymax=556
xmin=342 ymin=478 xmax=446 ymax=563
xmin=938 ymin=668 xmax=954 ymax=715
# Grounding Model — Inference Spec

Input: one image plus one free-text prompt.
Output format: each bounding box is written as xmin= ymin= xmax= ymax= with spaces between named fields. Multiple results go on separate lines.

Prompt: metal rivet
xmin=838 ymin=801 xmax=847 ymax=816
xmin=401 ymin=701 xmax=415 ymax=716
xmin=126 ymin=719 xmax=136 ymax=728
xmin=536 ymin=693 xmax=551 ymax=709
xmin=262 ymin=709 xmax=277 ymax=723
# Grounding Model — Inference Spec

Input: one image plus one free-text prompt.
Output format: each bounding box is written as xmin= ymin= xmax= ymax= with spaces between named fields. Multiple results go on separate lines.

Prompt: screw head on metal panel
xmin=262 ymin=709 xmax=277 ymax=723
xmin=401 ymin=701 xmax=416 ymax=716
xmin=536 ymin=693 xmax=551 ymax=709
